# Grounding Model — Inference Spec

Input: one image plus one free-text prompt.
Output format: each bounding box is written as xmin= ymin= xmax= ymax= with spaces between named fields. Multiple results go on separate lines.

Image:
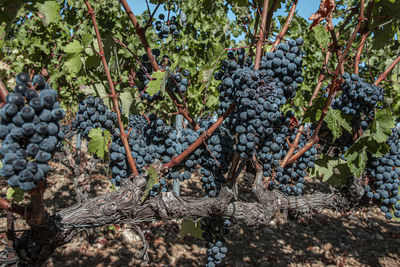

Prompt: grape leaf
xmin=345 ymin=139 xmax=368 ymax=178
xmin=64 ymin=40 xmax=83 ymax=54
xmin=309 ymin=155 xmax=351 ymax=185
xmin=141 ymin=166 xmax=160 ymax=202
xmin=370 ymin=110 xmax=396 ymax=143
xmin=88 ymin=128 xmax=112 ymax=159
xmin=180 ymin=218 xmax=204 ymax=240
xmin=147 ymin=70 xmax=168 ymax=96
xmin=36 ymin=1 xmax=61 ymax=25
xmin=119 ymin=91 xmax=134 ymax=119
xmin=324 ymin=109 xmax=352 ymax=141
xmin=6 ymin=187 xmax=24 ymax=202
xmin=64 ymin=53 xmax=83 ymax=73
xmin=312 ymin=25 xmax=329 ymax=49
xmin=81 ymin=34 xmax=92 ymax=48
xmin=303 ymin=96 xmax=325 ymax=123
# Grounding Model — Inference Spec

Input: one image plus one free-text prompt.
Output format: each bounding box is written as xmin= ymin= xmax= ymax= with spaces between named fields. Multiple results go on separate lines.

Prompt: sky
xmin=126 ymin=0 xmax=323 ymax=22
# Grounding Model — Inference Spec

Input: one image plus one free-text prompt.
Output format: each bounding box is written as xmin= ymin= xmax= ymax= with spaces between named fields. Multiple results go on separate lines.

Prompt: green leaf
xmin=119 ymin=91 xmax=134 ymax=119
xmin=147 ymin=70 xmax=166 ymax=96
xmin=370 ymin=110 xmax=395 ymax=143
xmin=64 ymin=40 xmax=83 ymax=54
xmin=36 ymin=1 xmax=60 ymax=25
xmin=0 ymin=23 xmax=6 ymax=50
xmin=81 ymin=34 xmax=92 ymax=48
xmin=6 ymin=187 xmax=24 ymax=202
xmin=87 ymin=128 xmax=112 ymax=159
xmin=324 ymin=109 xmax=352 ymax=141
xmin=64 ymin=53 xmax=83 ymax=73
xmin=303 ymin=96 xmax=325 ymax=123
xmin=206 ymin=94 xmax=218 ymax=108
xmin=309 ymin=155 xmax=351 ymax=186
xmin=141 ymin=166 xmax=160 ymax=202
xmin=345 ymin=141 xmax=368 ymax=178
xmin=312 ymin=25 xmax=329 ymax=49
xmin=180 ymin=218 xmax=204 ymax=240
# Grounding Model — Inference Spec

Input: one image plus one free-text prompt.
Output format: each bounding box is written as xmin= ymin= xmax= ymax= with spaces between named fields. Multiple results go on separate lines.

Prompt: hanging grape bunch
xmin=71 ymin=96 xmax=117 ymax=137
xmin=0 ymin=73 xmax=65 ymax=191
xmin=155 ymin=14 xmax=180 ymax=39
xmin=365 ymin=128 xmax=400 ymax=220
xmin=332 ymin=72 xmax=385 ymax=130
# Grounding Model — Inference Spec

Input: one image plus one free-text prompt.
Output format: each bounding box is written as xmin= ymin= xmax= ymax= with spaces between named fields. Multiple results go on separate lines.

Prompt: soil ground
xmin=1 ymin=155 xmax=399 ymax=267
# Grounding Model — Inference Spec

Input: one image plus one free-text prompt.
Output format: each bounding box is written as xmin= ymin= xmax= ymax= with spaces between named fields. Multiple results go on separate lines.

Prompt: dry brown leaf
xmin=309 ymin=0 xmax=336 ymax=30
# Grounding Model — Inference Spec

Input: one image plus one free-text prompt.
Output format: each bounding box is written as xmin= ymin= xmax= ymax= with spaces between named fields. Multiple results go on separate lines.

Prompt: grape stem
xmin=163 ymin=102 xmax=236 ymax=169
xmin=144 ymin=1 xmax=162 ymax=29
xmin=278 ymin=48 xmax=332 ymax=169
xmin=269 ymin=0 xmax=298 ymax=52
xmin=119 ymin=0 xmax=200 ymax=130
xmin=288 ymin=0 xmax=366 ymax=165
xmin=0 ymin=78 xmax=8 ymax=103
xmin=119 ymin=0 xmax=158 ymax=71
xmin=354 ymin=1 xmax=373 ymax=74
xmin=374 ymin=53 xmax=400 ymax=86
xmin=254 ymin=0 xmax=270 ymax=70
xmin=264 ymin=0 xmax=279 ymax=39
xmin=84 ymin=0 xmax=139 ymax=176
xmin=7 ymin=212 xmax=15 ymax=262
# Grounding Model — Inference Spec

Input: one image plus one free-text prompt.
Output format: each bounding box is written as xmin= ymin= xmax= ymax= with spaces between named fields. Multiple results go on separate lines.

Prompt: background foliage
xmin=0 ymin=0 xmax=400 ymax=186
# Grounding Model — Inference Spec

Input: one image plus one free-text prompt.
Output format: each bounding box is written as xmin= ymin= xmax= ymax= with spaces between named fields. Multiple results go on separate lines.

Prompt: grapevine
xmin=0 ymin=0 xmax=399 ymax=266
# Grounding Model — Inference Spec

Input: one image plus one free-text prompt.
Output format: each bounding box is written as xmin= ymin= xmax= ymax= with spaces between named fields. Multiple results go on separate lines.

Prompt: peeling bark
xmin=13 ymin=176 xmax=366 ymax=265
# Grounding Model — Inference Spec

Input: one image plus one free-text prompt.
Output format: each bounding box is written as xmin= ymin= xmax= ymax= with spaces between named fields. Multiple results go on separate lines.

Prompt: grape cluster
xmin=259 ymin=39 xmax=305 ymax=98
xmin=213 ymin=41 xmax=312 ymax=195
xmin=108 ymin=112 xmax=235 ymax=199
xmin=255 ymin=111 xmax=317 ymax=195
xmin=197 ymin=119 xmax=234 ymax=197
xmin=232 ymin=75 xmax=286 ymax=159
xmin=215 ymin=50 xmax=287 ymax=159
xmin=109 ymin=114 xmax=156 ymax=185
xmin=201 ymin=218 xmax=231 ymax=267
xmin=167 ymin=69 xmax=191 ymax=95
xmin=332 ymin=73 xmax=385 ymax=129
xmin=71 ymin=96 xmax=117 ymax=137
xmin=155 ymin=14 xmax=180 ymax=39
xmin=128 ymin=113 xmax=149 ymax=131
xmin=214 ymin=48 xmax=249 ymax=117
xmin=0 ymin=73 xmax=65 ymax=191
xmin=109 ymin=114 xmax=201 ymax=187
xmin=365 ymin=128 xmax=400 ymax=219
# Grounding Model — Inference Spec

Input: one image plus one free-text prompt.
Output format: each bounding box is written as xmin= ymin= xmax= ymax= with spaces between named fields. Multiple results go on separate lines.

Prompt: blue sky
xmin=126 ymin=0 xmax=323 ymax=22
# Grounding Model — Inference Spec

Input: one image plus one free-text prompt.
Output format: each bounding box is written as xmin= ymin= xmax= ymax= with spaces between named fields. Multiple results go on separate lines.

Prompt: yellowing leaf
xmin=180 ymin=218 xmax=204 ymax=240
xmin=6 ymin=187 xmax=24 ymax=202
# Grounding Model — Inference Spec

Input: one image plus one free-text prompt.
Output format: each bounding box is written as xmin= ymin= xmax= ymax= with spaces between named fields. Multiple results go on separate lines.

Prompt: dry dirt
xmin=1 ymin=155 xmax=399 ymax=267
